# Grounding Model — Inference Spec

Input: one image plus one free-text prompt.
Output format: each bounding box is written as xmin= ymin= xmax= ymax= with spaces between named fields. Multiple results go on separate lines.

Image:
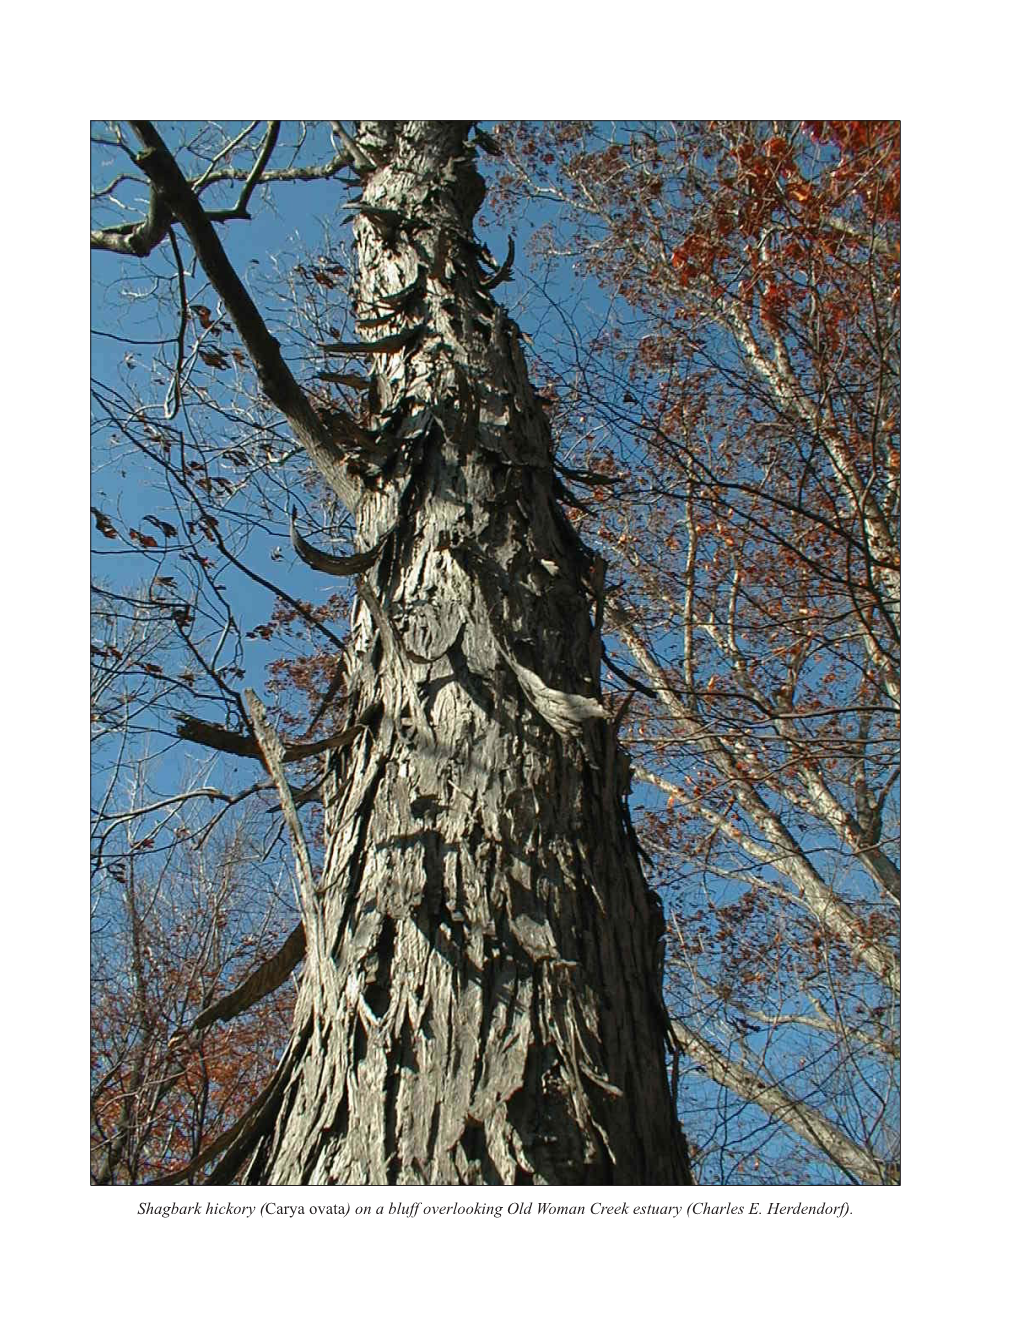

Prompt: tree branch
xmin=202 ymin=120 xmax=280 ymax=219
xmin=175 ymin=714 xmax=367 ymax=763
xmin=672 ymin=1019 xmax=893 ymax=1185
xmin=244 ymin=691 xmax=327 ymax=999
xmin=124 ymin=120 xmax=362 ymax=512
xmin=90 ymin=184 xmax=172 ymax=255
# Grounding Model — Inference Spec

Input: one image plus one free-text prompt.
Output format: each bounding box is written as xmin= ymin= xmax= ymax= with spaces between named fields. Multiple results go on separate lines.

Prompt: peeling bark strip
xmin=480 ymin=236 xmax=515 ymax=290
xmin=190 ymin=924 xmax=306 ymax=1034
xmin=289 ymin=507 xmax=384 ymax=577
xmin=235 ymin=122 xmax=691 ymax=1186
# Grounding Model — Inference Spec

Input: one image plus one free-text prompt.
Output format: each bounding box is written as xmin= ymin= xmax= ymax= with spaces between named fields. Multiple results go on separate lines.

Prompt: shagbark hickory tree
xmin=92 ymin=121 xmax=693 ymax=1185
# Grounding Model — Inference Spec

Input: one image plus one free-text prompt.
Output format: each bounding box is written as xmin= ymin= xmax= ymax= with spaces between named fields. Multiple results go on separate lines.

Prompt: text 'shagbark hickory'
xmin=109 ymin=120 xmax=693 ymax=1185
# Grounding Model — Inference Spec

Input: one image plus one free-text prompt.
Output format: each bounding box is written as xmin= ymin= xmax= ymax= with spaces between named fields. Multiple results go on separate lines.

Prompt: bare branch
xmin=90 ymin=184 xmax=172 ymax=255
xmin=175 ymin=714 xmax=367 ymax=763
xmin=124 ymin=120 xmax=362 ymax=512
xmin=672 ymin=1019 xmax=893 ymax=1185
xmin=244 ymin=692 xmax=326 ymax=995
xmin=164 ymin=227 xmax=187 ymax=419
xmin=330 ymin=121 xmax=377 ymax=172
xmin=203 ymin=120 xmax=281 ymax=221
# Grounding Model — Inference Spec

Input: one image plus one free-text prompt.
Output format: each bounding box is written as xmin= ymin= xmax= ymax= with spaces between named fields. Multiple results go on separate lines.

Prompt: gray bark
xmin=234 ymin=122 xmax=691 ymax=1185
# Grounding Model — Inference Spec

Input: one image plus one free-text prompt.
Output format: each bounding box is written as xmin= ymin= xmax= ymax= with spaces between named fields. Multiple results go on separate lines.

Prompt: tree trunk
xmin=240 ymin=122 xmax=691 ymax=1185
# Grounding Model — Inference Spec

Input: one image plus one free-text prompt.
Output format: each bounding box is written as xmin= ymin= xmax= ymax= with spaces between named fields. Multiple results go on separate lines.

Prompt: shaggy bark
xmin=222 ymin=121 xmax=691 ymax=1185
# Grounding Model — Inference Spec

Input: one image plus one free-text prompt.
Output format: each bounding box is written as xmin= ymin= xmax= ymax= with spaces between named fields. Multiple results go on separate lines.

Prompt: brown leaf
xmin=91 ymin=507 xmax=119 ymax=539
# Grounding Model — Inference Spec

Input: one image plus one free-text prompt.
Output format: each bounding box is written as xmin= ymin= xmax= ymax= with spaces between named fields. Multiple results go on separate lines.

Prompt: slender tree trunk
xmin=241 ymin=122 xmax=691 ymax=1185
